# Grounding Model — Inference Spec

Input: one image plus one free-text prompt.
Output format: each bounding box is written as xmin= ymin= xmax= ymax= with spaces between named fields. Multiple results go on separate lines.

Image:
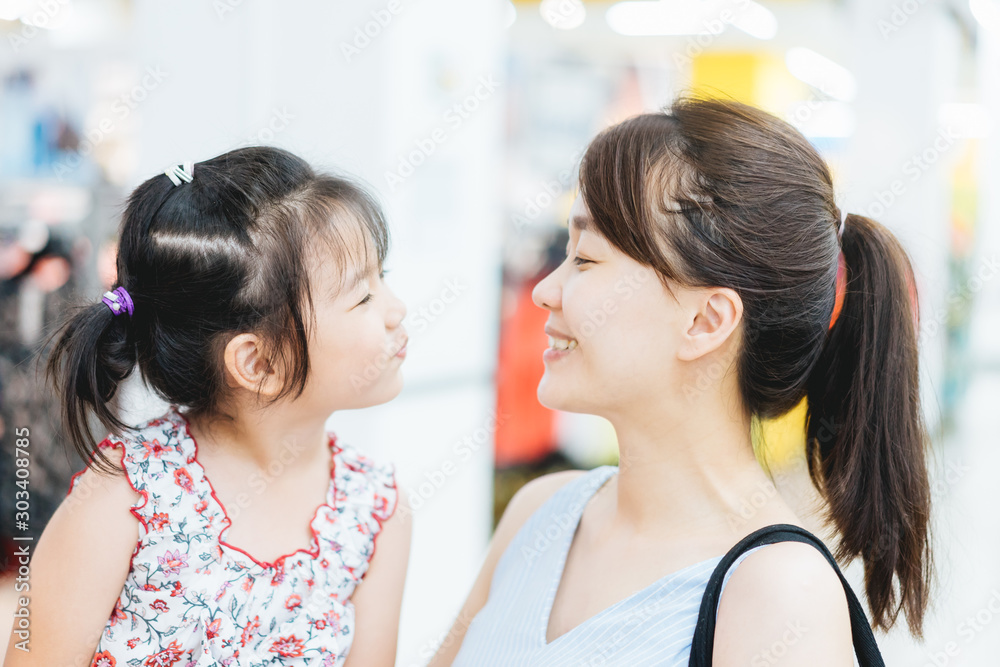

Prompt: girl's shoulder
xmin=65 ymin=405 xmax=191 ymax=498
xmin=329 ymin=436 xmax=399 ymax=526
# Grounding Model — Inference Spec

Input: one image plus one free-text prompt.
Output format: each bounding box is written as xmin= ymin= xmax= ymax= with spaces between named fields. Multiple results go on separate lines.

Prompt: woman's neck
xmin=603 ymin=402 xmax=801 ymax=545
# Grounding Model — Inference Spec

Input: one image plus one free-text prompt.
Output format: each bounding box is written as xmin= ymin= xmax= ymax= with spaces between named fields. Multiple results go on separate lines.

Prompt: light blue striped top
xmin=452 ymin=465 xmax=771 ymax=666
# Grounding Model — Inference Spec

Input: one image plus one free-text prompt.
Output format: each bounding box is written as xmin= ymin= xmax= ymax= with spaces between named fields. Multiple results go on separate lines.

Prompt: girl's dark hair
xmin=578 ymin=96 xmax=931 ymax=637
xmin=45 ymin=146 xmax=388 ymax=474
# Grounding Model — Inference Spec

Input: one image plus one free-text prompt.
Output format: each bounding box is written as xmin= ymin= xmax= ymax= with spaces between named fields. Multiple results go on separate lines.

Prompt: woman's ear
xmin=222 ymin=333 xmax=284 ymax=397
xmin=676 ymin=286 xmax=743 ymax=362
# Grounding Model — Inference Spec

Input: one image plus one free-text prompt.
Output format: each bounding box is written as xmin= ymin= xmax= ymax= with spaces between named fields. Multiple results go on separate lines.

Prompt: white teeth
xmin=547 ymin=336 xmax=578 ymax=351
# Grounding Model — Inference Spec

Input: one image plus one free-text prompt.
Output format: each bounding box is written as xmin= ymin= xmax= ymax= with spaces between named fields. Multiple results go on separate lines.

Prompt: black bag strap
xmin=688 ymin=523 xmax=884 ymax=667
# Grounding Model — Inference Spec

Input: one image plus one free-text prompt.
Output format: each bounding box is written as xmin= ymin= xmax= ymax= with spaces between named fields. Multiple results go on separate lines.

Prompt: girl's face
xmin=531 ymin=195 xmax=681 ymax=417
xmin=302 ymin=236 xmax=408 ymax=412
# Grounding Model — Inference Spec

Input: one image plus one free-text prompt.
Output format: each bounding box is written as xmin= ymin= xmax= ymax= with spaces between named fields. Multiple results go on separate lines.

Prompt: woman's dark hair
xmin=578 ymin=96 xmax=931 ymax=637
xmin=44 ymin=146 xmax=389 ymax=474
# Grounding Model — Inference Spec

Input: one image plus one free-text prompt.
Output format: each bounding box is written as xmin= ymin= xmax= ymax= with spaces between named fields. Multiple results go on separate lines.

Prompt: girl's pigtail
xmin=45 ymin=294 xmax=138 ymax=474
xmin=804 ymin=213 xmax=932 ymax=637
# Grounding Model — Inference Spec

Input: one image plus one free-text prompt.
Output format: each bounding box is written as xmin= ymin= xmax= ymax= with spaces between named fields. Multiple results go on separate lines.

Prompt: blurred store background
xmin=1 ymin=0 xmax=998 ymax=664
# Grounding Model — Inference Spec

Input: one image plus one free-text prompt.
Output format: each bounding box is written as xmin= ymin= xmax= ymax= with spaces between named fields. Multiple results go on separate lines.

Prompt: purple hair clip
xmin=102 ymin=286 xmax=134 ymax=318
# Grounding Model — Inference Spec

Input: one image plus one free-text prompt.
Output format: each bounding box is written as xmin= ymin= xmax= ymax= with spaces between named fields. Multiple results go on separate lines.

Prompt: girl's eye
xmin=358 ymin=294 xmax=373 ymax=306
xmin=573 ymin=257 xmax=592 ymax=266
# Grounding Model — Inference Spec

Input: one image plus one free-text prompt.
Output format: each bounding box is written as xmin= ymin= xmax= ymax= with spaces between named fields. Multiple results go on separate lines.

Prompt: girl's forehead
xmin=310 ymin=236 xmax=379 ymax=295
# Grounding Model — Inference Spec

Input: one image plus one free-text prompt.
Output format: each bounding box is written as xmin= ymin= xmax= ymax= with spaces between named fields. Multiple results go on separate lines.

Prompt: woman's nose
xmin=532 ymin=266 xmax=562 ymax=311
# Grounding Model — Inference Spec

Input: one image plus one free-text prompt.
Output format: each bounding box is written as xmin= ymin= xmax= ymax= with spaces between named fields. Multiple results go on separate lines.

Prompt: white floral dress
xmin=67 ymin=404 xmax=398 ymax=667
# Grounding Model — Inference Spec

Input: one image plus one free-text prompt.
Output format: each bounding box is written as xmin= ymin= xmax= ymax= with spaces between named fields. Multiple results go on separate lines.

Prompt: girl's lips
xmin=395 ymin=343 xmax=407 ymax=358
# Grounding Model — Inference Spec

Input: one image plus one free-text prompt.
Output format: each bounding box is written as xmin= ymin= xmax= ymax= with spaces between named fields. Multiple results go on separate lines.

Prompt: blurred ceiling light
xmin=505 ymin=0 xmax=517 ymax=27
xmin=786 ymin=100 xmax=855 ymax=138
xmin=727 ymin=1 xmax=777 ymax=39
xmin=607 ymin=1 xmax=714 ymax=35
xmin=939 ymin=103 xmax=993 ymax=137
xmin=970 ymin=0 xmax=1000 ymax=31
xmin=12 ymin=0 xmax=74 ymax=30
xmin=785 ymin=47 xmax=856 ymax=102
xmin=605 ymin=0 xmax=776 ymax=38
xmin=540 ymin=0 xmax=586 ymax=30
xmin=0 ymin=0 xmax=33 ymax=21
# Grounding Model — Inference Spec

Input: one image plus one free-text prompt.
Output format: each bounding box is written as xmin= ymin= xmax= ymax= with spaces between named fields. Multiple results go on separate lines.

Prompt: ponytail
xmin=44 ymin=293 xmax=138 ymax=474
xmin=804 ymin=213 xmax=932 ymax=637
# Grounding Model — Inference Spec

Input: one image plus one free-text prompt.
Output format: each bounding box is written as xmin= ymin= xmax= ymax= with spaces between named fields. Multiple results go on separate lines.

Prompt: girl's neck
xmin=184 ymin=403 xmax=332 ymax=474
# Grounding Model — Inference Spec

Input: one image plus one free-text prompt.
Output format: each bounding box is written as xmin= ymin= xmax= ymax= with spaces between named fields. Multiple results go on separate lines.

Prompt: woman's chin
xmin=536 ymin=379 xmax=577 ymax=413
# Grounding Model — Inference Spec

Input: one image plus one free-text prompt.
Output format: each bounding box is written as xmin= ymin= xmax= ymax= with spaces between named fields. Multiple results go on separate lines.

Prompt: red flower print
xmin=108 ymin=600 xmax=127 ymax=627
xmin=240 ymin=615 xmax=260 ymax=647
xmin=142 ymin=584 xmax=158 ymax=592
xmin=269 ymin=635 xmax=305 ymax=659
xmin=157 ymin=549 xmax=189 ymax=576
xmin=141 ymin=439 xmax=173 ymax=460
xmin=285 ymin=594 xmax=302 ymax=610
xmin=241 ymin=576 xmax=254 ymax=593
xmin=91 ymin=650 xmax=116 ymax=667
xmin=149 ymin=512 xmax=170 ymax=532
xmin=127 ymin=638 xmax=140 ymax=649
xmin=173 ymin=468 xmax=195 ymax=494
xmin=314 ymin=619 xmax=327 ymax=630
xmin=150 ymin=599 xmax=168 ymax=612
xmin=142 ymin=639 xmax=183 ymax=666
xmin=169 ymin=581 xmax=185 ymax=597
xmin=319 ymin=558 xmax=329 ymax=569
xmin=194 ymin=499 xmax=208 ymax=514
xmin=354 ymin=521 xmax=371 ymax=536
xmin=205 ymin=617 xmax=222 ymax=640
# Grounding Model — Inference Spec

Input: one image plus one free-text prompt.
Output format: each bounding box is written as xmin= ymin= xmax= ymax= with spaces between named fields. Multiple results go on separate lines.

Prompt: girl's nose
xmin=532 ymin=266 xmax=562 ymax=311
xmin=385 ymin=286 xmax=407 ymax=329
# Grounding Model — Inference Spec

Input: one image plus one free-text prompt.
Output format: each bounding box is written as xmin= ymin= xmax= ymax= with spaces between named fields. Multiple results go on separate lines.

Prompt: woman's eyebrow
xmin=570 ymin=214 xmax=591 ymax=232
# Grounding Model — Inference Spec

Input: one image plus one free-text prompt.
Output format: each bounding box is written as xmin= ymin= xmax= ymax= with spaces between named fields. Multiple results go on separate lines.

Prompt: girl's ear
xmin=223 ymin=333 xmax=284 ymax=397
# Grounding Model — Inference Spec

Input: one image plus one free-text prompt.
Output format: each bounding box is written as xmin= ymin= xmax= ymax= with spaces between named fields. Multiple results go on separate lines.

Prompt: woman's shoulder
xmin=492 ymin=468 xmax=594 ymax=551
xmin=506 ymin=468 xmax=591 ymax=516
xmin=715 ymin=531 xmax=854 ymax=663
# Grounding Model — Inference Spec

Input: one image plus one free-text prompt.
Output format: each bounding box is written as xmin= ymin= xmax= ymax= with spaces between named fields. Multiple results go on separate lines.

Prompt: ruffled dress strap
xmin=324 ymin=437 xmax=399 ymax=588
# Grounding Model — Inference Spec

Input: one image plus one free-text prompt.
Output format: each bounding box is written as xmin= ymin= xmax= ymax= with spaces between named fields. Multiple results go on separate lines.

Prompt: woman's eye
xmin=358 ymin=294 xmax=373 ymax=305
xmin=573 ymin=257 xmax=592 ymax=266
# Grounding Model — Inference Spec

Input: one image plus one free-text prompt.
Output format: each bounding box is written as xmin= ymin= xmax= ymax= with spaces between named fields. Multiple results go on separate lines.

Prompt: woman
xmin=430 ymin=96 xmax=931 ymax=665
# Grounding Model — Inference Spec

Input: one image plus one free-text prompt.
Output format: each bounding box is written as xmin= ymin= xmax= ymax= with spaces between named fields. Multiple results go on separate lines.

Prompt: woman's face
xmin=531 ymin=195 xmax=741 ymax=419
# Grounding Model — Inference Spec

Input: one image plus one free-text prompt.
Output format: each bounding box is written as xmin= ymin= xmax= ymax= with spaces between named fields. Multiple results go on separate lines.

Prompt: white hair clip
xmin=164 ymin=161 xmax=194 ymax=186
xmin=838 ymin=207 xmax=848 ymax=240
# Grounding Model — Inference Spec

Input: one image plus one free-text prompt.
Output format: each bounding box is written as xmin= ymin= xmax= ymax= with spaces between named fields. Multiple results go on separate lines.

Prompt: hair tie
xmin=828 ymin=251 xmax=847 ymax=330
xmin=102 ymin=286 xmax=134 ymax=318
xmin=164 ymin=161 xmax=194 ymax=186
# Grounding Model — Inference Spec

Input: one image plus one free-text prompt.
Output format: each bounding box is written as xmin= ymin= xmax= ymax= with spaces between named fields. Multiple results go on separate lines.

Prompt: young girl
xmin=431 ymin=97 xmax=932 ymax=665
xmin=7 ymin=147 xmax=412 ymax=667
